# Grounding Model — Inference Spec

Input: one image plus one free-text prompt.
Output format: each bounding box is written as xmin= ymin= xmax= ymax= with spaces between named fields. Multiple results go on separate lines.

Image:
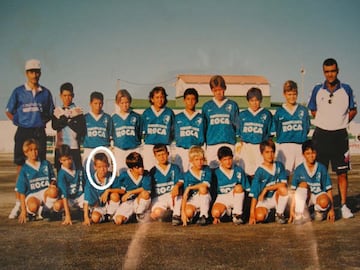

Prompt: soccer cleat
xmin=136 ymin=213 xmax=145 ymax=223
xmin=314 ymin=210 xmax=324 ymax=221
xmin=28 ymin=214 xmax=37 ymax=222
xmin=275 ymin=213 xmax=287 ymax=224
xmin=8 ymin=204 xmax=20 ymax=219
xmin=341 ymin=204 xmax=354 ymax=219
xmin=171 ymin=215 xmax=182 ymax=226
xmin=197 ymin=215 xmax=207 ymax=226
xmin=232 ymin=214 xmax=245 ymax=225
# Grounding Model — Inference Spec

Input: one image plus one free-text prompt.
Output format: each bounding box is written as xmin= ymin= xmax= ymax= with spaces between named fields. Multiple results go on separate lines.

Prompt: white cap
xmin=25 ymin=59 xmax=41 ymax=71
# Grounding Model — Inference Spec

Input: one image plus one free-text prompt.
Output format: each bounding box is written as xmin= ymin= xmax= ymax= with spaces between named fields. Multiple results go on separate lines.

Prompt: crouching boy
xmin=109 ymin=152 xmax=151 ymax=225
xmin=181 ymin=146 xmax=212 ymax=226
xmin=249 ymin=140 xmax=289 ymax=225
xmin=16 ymin=139 xmax=59 ymax=223
xmin=289 ymin=140 xmax=335 ymax=224
xmin=56 ymin=144 xmax=86 ymax=225
xmin=83 ymin=152 xmax=119 ymax=225
xmin=212 ymin=146 xmax=250 ymax=225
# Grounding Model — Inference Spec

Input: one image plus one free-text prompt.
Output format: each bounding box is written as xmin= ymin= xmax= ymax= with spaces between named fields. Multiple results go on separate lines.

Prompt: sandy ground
xmin=0 ymin=153 xmax=359 ymax=270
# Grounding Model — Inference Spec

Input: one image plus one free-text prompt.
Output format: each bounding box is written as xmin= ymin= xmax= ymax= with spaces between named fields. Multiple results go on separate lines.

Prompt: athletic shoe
xmin=232 ymin=214 xmax=245 ymax=225
xmin=197 ymin=215 xmax=207 ymax=226
xmin=172 ymin=215 xmax=182 ymax=226
xmin=341 ymin=204 xmax=354 ymax=219
xmin=275 ymin=213 xmax=287 ymax=224
xmin=293 ymin=213 xmax=306 ymax=225
xmin=136 ymin=213 xmax=145 ymax=222
xmin=314 ymin=210 xmax=324 ymax=221
xmin=28 ymin=214 xmax=37 ymax=222
xmin=8 ymin=204 xmax=20 ymax=219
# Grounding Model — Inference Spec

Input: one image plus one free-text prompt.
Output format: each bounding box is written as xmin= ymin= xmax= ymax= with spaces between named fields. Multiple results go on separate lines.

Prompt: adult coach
xmin=308 ymin=58 xmax=357 ymax=219
xmin=5 ymin=59 xmax=55 ymax=219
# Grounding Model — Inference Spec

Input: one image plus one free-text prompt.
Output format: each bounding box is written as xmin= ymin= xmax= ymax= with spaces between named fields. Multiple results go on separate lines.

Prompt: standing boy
xmin=308 ymin=58 xmax=357 ymax=219
xmin=181 ymin=146 xmax=212 ymax=226
xmin=112 ymin=89 xmax=142 ymax=174
xmin=150 ymin=144 xmax=183 ymax=225
xmin=211 ymin=146 xmax=250 ymax=225
xmin=237 ymin=87 xmax=273 ymax=178
xmin=202 ymin=75 xmax=239 ymax=168
xmin=289 ymin=140 xmax=335 ymax=224
xmin=272 ymin=80 xmax=310 ymax=177
xmin=6 ymin=59 xmax=55 ymax=219
xmin=174 ymin=88 xmax=205 ymax=172
xmin=83 ymin=92 xmax=112 ymax=168
xmin=249 ymin=140 xmax=289 ymax=225
xmin=142 ymin=87 xmax=175 ymax=170
xmin=52 ymin=82 xmax=86 ymax=172
xmin=15 ymin=139 xmax=59 ymax=224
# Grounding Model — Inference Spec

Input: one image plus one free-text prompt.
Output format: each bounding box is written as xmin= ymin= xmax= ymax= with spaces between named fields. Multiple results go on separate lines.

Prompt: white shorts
xmin=214 ymin=192 xmax=237 ymax=216
xmin=66 ymin=194 xmax=85 ymax=209
xmin=256 ymin=194 xmax=277 ymax=210
xmin=187 ymin=193 xmax=211 ymax=211
xmin=25 ymin=189 xmax=47 ymax=214
xmin=308 ymin=192 xmax=328 ymax=211
xmin=151 ymin=193 xmax=182 ymax=216
xmin=206 ymin=143 xmax=235 ymax=169
xmin=276 ymin=143 xmax=303 ymax=176
xmin=237 ymin=142 xmax=262 ymax=176
xmin=114 ymin=200 xmax=138 ymax=220
xmin=113 ymin=146 xmax=142 ymax=175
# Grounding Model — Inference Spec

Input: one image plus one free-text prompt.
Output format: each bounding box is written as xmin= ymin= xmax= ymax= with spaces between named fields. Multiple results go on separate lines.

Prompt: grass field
xmin=0 ymin=154 xmax=359 ymax=270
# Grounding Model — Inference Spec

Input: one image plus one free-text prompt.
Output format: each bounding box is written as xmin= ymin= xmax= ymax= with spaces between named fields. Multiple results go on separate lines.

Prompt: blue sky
xmin=1 ymin=0 xmax=360 ymax=120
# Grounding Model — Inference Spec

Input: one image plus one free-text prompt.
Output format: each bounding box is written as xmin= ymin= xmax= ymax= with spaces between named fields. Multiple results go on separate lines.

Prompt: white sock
xmin=135 ymin=198 xmax=151 ymax=214
xmin=199 ymin=194 xmax=211 ymax=218
xmin=295 ymin=187 xmax=307 ymax=214
xmin=276 ymin=194 xmax=289 ymax=214
xmin=233 ymin=192 xmax=245 ymax=215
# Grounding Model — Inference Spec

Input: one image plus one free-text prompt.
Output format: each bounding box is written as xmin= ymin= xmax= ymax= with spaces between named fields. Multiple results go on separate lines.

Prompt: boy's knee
xmin=151 ymin=208 xmax=164 ymax=219
xmin=317 ymin=194 xmax=330 ymax=209
xmin=139 ymin=191 xmax=150 ymax=200
xmin=27 ymin=197 xmax=40 ymax=213
xmin=255 ymin=208 xmax=267 ymax=222
xmin=198 ymin=186 xmax=208 ymax=195
xmin=233 ymin=185 xmax=244 ymax=193
xmin=53 ymin=200 xmax=63 ymax=212
xmin=277 ymin=185 xmax=288 ymax=196
xmin=185 ymin=205 xmax=196 ymax=218
xmin=46 ymin=185 xmax=58 ymax=199
xmin=110 ymin=192 xmax=120 ymax=202
xmin=298 ymin=182 xmax=308 ymax=188
xmin=91 ymin=212 xmax=102 ymax=224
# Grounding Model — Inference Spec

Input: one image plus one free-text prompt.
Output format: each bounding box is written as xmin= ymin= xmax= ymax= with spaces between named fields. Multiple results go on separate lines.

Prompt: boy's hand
xmin=249 ymin=216 xmax=256 ymax=225
xmin=171 ymin=186 xmax=180 ymax=206
xmin=62 ymin=215 xmax=72 ymax=225
xmin=181 ymin=211 xmax=188 ymax=227
xmin=100 ymin=190 xmax=109 ymax=203
xmin=18 ymin=211 xmax=27 ymax=224
xmin=82 ymin=217 xmax=91 ymax=226
xmin=327 ymin=209 xmax=335 ymax=223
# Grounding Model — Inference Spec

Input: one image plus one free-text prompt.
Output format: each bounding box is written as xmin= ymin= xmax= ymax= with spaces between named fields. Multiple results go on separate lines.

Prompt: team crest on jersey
xmin=260 ymin=113 xmax=267 ymax=121
xmin=163 ymin=115 xmax=170 ymax=125
xmin=195 ymin=117 xmax=202 ymax=126
xmin=298 ymin=110 xmax=304 ymax=119
xmin=42 ymin=165 xmax=49 ymax=175
xmin=130 ymin=116 xmax=136 ymax=125
xmin=236 ymin=172 xmax=242 ymax=180
xmin=103 ymin=118 xmax=108 ymax=126
xmin=225 ymin=104 xmax=232 ymax=112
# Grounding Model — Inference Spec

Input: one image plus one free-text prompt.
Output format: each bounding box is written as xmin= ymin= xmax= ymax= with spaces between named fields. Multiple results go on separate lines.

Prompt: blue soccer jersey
xmin=291 ymin=162 xmax=332 ymax=195
xmin=83 ymin=112 xmax=112 ymax=148
xmin=202 ymin=98 xmax=239 ymax=145
xmin=272 ymin=104 xmax=310 ymax=144
xmin=150 ymin=163 xmax=183 ymax=197
xmin=112 ymin=170 xmax=152 ymax=194
xmin=214 ymin=165 xmax=250 ymax=195
xmin=183 ymin=165 xmax=212 ymax=198
xmin=142 ymin=106 xmax=174 ymax=145
xmin=84 ymin=172 xmax=112 ymax=207
xmin=112 ymin=111 xmax=142 ymax=150
xmin=6 ymin=84 xmax=55 ymax=128
xmin=57 ymin=167 xmax=85 ymax=199
xmin=15 ymin=160 xmax=56 ymax=196
xmin=175 ymin=110 xmax=205 ymax=149
xmin=238 ymin=108 xmax=273 ymax=144
xmin=249 ymin=161 xmax=287 ymax=200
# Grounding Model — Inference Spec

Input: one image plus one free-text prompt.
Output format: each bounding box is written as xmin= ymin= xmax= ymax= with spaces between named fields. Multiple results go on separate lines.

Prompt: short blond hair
xmin=23 ymin=139 xmax=38 ymax=154
xmin=188 ymin=146 xmax=205 ymax=161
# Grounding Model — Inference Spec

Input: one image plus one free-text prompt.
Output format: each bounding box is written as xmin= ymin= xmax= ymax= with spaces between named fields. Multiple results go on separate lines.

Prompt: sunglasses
xmin=328 ymin=93 xmax=334 ymax=104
